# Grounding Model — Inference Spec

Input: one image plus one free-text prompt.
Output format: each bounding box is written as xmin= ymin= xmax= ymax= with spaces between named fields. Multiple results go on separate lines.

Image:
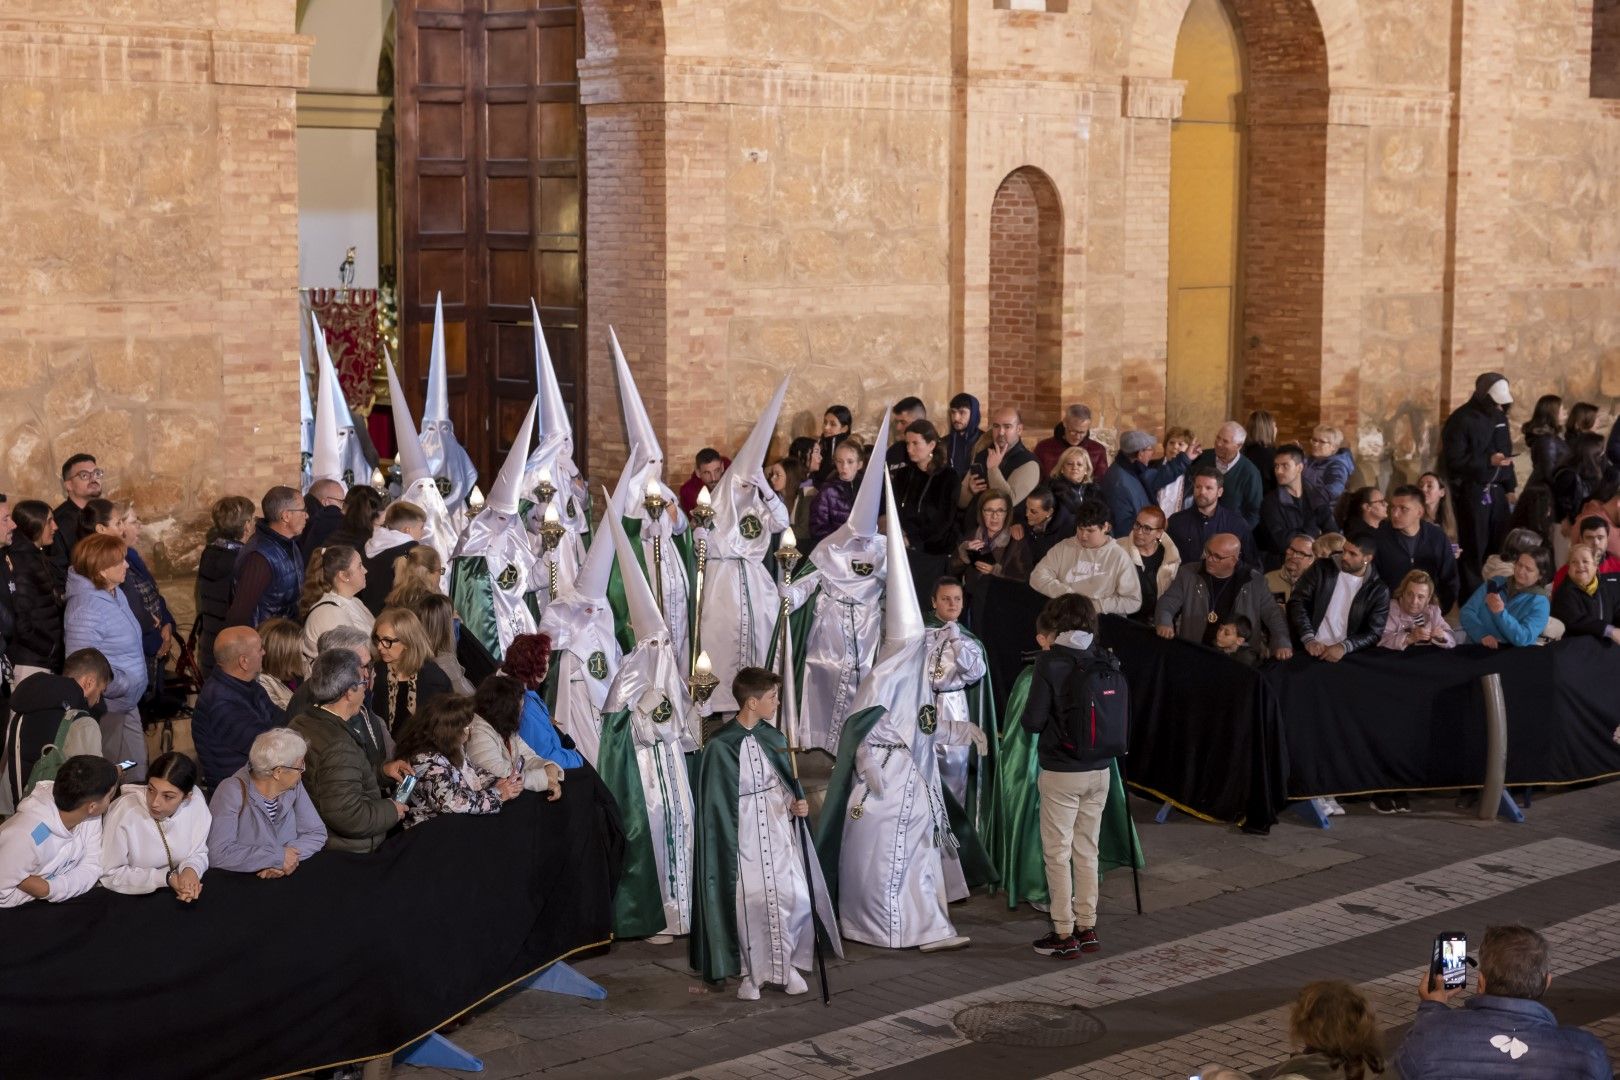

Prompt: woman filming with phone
xmin=393 ymin=695 xmax=524 ymax=829
xmin=1379 ymin=571 xmax=1457 ymax=651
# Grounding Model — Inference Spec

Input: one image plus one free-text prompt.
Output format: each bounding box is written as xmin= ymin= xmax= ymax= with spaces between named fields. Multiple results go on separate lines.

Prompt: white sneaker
xmin=646 ymin=933 xmax=674 ymax=945
xmin=918 ymin=934 xmax=971 ymax=953
xmin=784 ymin=969 xmax=809 ymax=996
xmin=1029 ymin=900 xmax=1051 ymax=913
xmin=1325 ymin=797 xmax=1346 ymax=816
xmin=736 ymin=978 xmax=760 ymax=1001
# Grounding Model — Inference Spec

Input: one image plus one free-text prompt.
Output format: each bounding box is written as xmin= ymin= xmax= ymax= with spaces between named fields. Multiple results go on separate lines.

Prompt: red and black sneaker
xmin=1032 ymin=931 xmax=1080 ymax=959
xmin=1075 ymin=927 xmax=1101 ymax=954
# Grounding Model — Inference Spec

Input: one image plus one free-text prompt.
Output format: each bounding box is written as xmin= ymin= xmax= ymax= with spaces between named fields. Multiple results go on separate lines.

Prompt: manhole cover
xmin=952 ymin=1000 xmax=1106 ymax=1047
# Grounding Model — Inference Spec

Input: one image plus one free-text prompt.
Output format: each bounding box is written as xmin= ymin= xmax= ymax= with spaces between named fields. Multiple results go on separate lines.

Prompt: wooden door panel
xmin=398 ymin=0 xmax=584 ymax=478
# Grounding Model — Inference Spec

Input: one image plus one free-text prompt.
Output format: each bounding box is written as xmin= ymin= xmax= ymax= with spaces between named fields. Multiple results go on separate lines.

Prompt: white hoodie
xmin=0 ymin=781 xmax=105 ymax=908
xmin=100 ymin=784 xmax=212 ymax=895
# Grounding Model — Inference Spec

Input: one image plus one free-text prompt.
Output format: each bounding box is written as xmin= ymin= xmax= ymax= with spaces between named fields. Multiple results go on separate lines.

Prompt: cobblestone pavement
xmin=400 ymin=783 xmax=1620 ymax=1080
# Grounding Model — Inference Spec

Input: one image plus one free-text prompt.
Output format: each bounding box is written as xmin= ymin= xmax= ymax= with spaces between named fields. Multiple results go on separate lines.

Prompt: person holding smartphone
xmin=392 ymin=695 xmax=522 ymax=830
xmin=1380 ymin=570 xmax=1457 ymax=651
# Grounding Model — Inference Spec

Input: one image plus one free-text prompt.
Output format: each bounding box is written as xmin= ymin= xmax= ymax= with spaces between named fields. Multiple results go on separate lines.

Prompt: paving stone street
xmin=400 ymin=780 xmax=1620 ymax=1080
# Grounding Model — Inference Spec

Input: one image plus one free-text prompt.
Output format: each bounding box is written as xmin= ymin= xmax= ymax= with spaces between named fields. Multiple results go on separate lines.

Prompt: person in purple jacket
xmin=206 ymin=728 xmax=327 ymax=877
xmin=809 ymin=440 xmax=864 ymax=545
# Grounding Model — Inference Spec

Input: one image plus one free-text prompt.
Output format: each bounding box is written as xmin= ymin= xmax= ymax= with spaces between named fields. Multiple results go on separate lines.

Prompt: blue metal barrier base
xmin=399 ymin=1032 xmax=484 ymax=1072
xmin=1498 ymin=790 xmax=1525 ymax=823
xmin=1293 ymin=799 xmax=1332 ymax=830
xmin=1154 ymin=801 xmax=1175 ymax=824
xmin=522 ymin=961 xmax=607 ymax=1000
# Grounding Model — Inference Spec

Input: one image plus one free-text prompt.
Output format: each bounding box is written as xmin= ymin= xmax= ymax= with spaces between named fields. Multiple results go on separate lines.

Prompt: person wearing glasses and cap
xmin=50 ymin=454 xmax=103 ymax=574
xmin=1441 ymin=372 xmax=1518 ymax=596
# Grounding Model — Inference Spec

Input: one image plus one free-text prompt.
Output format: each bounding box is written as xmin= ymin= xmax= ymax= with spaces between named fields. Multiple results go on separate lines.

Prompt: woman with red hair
xmin=496 ymin=633 xmax=583 ymax=769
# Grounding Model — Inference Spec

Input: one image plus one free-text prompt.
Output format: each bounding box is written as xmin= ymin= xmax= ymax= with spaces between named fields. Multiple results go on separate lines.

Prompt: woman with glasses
xmin=369 ymin=607 xmax=453 ymax=737
xmin=1115 ymin=507 xmax=1180 ymax=624
xmin=1336 ymin=486 xmax=1388 ymax=531
xmin=206 ymin=727 xmax=327 ymax=876
xmin=1303 ymin=425 xmax=1355 ymax=506
xmin=100 ymin=751 xmax=211 ymax=900
xmin=950 ymin=491 xmax=1014 ymax=585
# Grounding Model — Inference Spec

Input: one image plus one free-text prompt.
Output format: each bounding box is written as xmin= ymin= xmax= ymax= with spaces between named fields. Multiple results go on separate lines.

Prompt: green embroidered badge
xmin=918 ymin=703 xmax=938 ymax=735
xmin=651 ymin=695 xmax=673 ymax=724
xmin=435 ymin=476 xmax=453 ymax=498
xmin=738 ymin=513 xmax=763 ymax=540
xmin=851 ymin=560 xmax=874 ymax=577
xmin=496 ymin=564 xmax=520 ymax=591
xmin=587 ymin=651 xmax=609 ymax=680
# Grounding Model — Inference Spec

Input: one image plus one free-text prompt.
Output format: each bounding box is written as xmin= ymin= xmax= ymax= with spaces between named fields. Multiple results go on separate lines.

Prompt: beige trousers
xmin=1036 ymin=767 xmax=1111 ymax=935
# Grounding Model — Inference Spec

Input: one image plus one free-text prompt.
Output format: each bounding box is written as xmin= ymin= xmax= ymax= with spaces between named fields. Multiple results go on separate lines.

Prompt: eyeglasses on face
xmin=69 ymin=468 xmax=106 ymax=482
xmin=374 ymin=635 xmax=401 ymax=648
xmin=1132 ymin=522 xmax=1162 ymax=533
xmin=1287 ymin=547 xmax=1315 ymax=559
xmin=274 ymin=764 xmax=305 ymax=774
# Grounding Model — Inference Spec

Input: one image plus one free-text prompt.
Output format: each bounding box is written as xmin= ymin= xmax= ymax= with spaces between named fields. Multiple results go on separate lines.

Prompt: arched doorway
xmin=1167 ymin=0 xmax=1244 ymax=444
xmin=1164 ymin=0 xmax=1330 ymax=444
xmin=987 ymin=167 xmax=1064 ymax=424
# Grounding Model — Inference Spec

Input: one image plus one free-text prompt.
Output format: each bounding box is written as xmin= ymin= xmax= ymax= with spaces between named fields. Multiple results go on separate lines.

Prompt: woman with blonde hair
xmin=1048 ymin=445 xmax=1096 ymax=522
xmin=1244 ymin=409 xmax=1280 ymax=494
xmin=1304 ymin=424 xmax=1355 ymax=505
xmin=1380 ymin=569 xmax=1456 ymax=651
xmin=369 ymin=606 xmax=453 ymax=736
xmin=255 ymin=617 xmax=305 ymax=710
xmin=410 ymin=592 xmax=474 ymax=694
xmin=1199 ymin=980 xmax=1385 ymax=1079
xmin=385 ymin=544 xmax=444 ymax=609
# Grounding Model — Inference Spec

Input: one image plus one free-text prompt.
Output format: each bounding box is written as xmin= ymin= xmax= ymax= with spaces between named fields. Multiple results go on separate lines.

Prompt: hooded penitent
xmin=448 ymin=396 xmax=541 ymax=660
xmin=778 ymin=411 xmax=890 ymax=753
xmin=595 ymin=504 xmax=699 ymax=940
xmin=696 ymin=378 xmax=792 ymax=714
xmin=537 ymin=464 xmax=626 ymax=768
xmin=418 ymin=292 xmax=480 ymax=510
xmin=383 ymin=348 xmax=458 ymax=572
xmin=606 ymin=326 xmax=694 ymax=667
xmin=522 ymin=300 xmax=588 ymax=607
xmin=813 ymin=471 xmax=987 ymax=950
xmin=310 ymin=314 xmax=353 ymax=487
xmin=298 ymin=348 xmax=315 ymax=493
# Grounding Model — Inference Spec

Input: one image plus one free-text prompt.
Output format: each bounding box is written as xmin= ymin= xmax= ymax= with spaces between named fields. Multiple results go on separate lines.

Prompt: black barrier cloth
xmin=0 ymin=769 xmax=624 ymax=1080
xmin=966 ymin=575 xmax=1045 ymax=715
xmin=1101 ymin=616 xmax=1289 ymax=830
xmin=1268 ymin=638 xmax=1620 ymax=798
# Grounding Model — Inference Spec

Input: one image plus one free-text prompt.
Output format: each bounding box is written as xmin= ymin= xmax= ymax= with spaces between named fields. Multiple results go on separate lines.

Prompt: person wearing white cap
xmin=418 ymin=293 xmax=480 ymax=511
xmin=595 ymin=503 xmax=698 ymax=944
xmin=1441 ymin=371 xmax=1518 ymax=595
xmin=536 ymin=460 xmax=627 ymax=767
xmin=309 ymin=313 xmax=372 ymax=489
xmin=815 ymin=473 xmax=989 ymax=953
xmin=776 ymin=413 xmax=890 ymax=755
xmin=522 ymin=301 xmax=589 ymax=618
xmin=607 ymin=327 xmax=693 ymax=670
xmin=448 ymin=398 xmax=542 ymax=660
xmin=696 ymin=379 xmax=794 ymax=715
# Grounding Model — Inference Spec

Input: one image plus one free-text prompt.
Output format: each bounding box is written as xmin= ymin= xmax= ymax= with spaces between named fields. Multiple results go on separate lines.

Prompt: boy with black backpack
xmin=1022 ymin=593 xmax=1127 ymax=959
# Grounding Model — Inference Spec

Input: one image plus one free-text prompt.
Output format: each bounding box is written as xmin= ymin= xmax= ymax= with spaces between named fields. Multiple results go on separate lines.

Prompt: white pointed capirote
xmin=383 ymin=346 xmax=433 ymax=488
xmin=604 ymin=487 xmax=666 ymax=643
xmin=310 ymin=316 xmax=346 ymax=486
xmin=533 ymin=299 xmax=573 ymax=453
xmin=880 ymin=467 xmax=925 ymax=649
xmin=297 ymin=344 xmax=314 ymax=475
xmin=610 ymin=326 xmax=662 ymax=464
xmin=571 ymin=460 xmax=631 ymax=602
xmin=712 ymin=377 xmax=789 ymax=536
xmin=424 ymin=292 xmax=449 ymax=422
xmin=485 ymin=397 xmax=538 ymax=516
xmin=843 ymin=411 xmax=890 ymax=540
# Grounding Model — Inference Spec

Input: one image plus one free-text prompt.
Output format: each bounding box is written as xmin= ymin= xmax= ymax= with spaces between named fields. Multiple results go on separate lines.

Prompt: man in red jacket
xmin=1034 ymin=404 xmax=1109 ymax=482
xmin=678 ymin=448 xmax=730 ymax=513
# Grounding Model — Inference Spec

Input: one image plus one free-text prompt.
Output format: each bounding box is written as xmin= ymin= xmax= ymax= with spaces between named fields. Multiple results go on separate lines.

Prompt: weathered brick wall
xmin=988 ymin=168 xmax=1064 ymax=427
xmin=0 ymin=1 xmax=307 ymax=573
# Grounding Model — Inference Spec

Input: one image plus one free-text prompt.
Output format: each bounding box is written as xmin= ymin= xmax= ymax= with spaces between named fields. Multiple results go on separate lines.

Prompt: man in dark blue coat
xmin=191 ymin=626 xmax=285 ymax=791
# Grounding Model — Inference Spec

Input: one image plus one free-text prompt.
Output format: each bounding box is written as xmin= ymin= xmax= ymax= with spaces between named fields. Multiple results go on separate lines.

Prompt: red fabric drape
xmin=307 ymin=288 xmax=381 ymax=413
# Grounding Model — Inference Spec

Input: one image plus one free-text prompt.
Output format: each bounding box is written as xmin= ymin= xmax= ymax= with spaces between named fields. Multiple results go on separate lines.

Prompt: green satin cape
xmin=597 ymin=707 xmax=668 ymax=939
xmin=687 ymin=719 xmax=806 ymax=983
xmin=990 ymin=665 xmax=1146 ymax=909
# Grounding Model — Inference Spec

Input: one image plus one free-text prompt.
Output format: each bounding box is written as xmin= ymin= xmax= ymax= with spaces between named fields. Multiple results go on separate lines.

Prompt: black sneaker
xmin=1032 ymin=931 xmax=1079 ymax=958
xmin=1075 ymin=927 xmax=1101 ymax=954
xmin=1372 ymin=795 xmax=1400 ymax=814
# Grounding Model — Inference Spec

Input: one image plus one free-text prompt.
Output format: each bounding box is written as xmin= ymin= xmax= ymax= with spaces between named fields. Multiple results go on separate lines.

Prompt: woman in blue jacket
xmin=63 ymin=533 xmax=150 ymax=777
xmin=1460 ymin=546 xmax=1553 ymax=648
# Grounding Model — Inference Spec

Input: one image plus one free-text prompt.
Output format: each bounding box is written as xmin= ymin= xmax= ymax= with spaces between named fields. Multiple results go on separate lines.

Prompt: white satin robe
xmin=926 ymin=623 xmax=988 ymax=825
xmin=780 ymin=534 xmax=887 ymax=754
xmin=699 ymin=485 xmax=790 ymax=714
xmin=539 ymin=596 xmax=619 ymax=766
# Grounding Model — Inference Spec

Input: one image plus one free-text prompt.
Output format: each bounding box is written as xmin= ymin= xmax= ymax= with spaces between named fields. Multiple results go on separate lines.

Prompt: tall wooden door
xmin=396 ymin=0 xmax=585 ymax=477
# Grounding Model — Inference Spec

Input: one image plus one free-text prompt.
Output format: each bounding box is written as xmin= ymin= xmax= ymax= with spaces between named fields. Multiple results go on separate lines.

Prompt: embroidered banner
xmin=303 ymin=288 xmax=381 ymax=413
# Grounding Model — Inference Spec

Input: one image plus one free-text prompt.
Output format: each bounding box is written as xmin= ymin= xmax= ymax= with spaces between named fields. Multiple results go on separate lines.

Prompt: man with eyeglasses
xmin=50 ymin=454 xmax=103 ymax=573
xmin=1266 ymin=532 xmax=1318 ymax=607
xmin=226 ymin=486 xmax=309 ymax=628
xmin=300 ymin=477 xmax=347 ymax=561
xmin=1115 ymin=507 xmax=1180 ymax=624
xmin=1156 ymin=533 xmax=1292 ymax=658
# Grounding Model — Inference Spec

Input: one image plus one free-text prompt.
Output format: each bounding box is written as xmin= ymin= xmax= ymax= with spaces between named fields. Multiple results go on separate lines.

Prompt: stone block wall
xmin=0 ymin=1 xmax=307 ymax=573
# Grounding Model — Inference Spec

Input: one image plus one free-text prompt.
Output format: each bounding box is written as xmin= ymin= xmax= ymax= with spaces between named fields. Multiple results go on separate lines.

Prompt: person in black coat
xmin=1520 ymin=393 xmax=1566 ymax=491
xmin=1258 ymin=445 xmax=1337 ymax=569
xmin=299 ymin=478 xmax=347 ymax=561
xmin=1550 ymin=543 xmax=1620 ymax=644
xmin=1440 ymin=371 xmax=1517 ymax=596
xmin=1286 ymin=526 xmax=1391 ymax=660
xmin=1370 ymin=485 xmax=1462 ymax=612
xmin=359 ymin=502 xmax=427 ymax=615
xmin=194 ymin=496 xmax=255 ymax=680
xmin=892 ymin=419 xmax=962 ymax=605
xmin=4 ymin=501 xmax=66 ymax=679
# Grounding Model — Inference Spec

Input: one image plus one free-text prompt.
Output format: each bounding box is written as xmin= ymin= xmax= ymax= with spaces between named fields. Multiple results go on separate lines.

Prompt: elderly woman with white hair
xmin=205 ymin=727 xmax=327 ymax=877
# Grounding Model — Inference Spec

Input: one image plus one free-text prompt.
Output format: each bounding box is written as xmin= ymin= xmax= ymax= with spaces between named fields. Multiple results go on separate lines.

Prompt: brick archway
xmin=987 ymin=167 xmax=1064 ymax=427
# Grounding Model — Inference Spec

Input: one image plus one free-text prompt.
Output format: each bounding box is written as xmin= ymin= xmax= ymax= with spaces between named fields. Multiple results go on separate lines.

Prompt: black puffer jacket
xmin=3 ymin=537 xmax=64 ymax=670
xmin=194 ymin=537 xmax=243 ymax=678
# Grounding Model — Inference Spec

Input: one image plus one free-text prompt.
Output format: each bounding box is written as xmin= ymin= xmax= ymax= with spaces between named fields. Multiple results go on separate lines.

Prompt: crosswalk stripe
xmin=661 ymin=838 xmax=1620 ymax=1080
xmin=1037 ymin=900 xmax=1620 ymax=1078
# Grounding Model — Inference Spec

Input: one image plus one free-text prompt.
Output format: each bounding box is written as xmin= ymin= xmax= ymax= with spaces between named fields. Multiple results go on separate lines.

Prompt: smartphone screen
xmin=1433 ymin=932 xmax=1467 ymax=990
xmin=393 ymin=774 xmax=418 ymax=806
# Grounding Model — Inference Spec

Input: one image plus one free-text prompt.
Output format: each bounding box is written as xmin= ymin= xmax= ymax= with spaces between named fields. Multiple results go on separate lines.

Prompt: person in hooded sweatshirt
xmin=100 ymin=751 xmax=211 ymax=900
xmin=0 ymin=755 xmax=120 ymax=908
xmin=0 ymin=649 xmax=112 ymax=818
xmin=63 ymin=533 xmax=149 ymax=779
xmin=942 ymin=393 xmax=983 ymax=481
xmin=1441 ymin=371 xmax=1519 ymax=596
xmin=360 ymin=501 xmax=427 ymax=615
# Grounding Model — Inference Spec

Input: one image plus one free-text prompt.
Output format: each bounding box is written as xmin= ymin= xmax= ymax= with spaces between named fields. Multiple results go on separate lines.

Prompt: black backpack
xmin=1056 ymin=649 xmax=1130 ymax=762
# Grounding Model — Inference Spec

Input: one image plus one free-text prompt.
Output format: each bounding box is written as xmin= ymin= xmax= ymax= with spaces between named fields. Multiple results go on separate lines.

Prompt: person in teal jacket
xmin=1460 ymin=547 xmax=1553 ymax=647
